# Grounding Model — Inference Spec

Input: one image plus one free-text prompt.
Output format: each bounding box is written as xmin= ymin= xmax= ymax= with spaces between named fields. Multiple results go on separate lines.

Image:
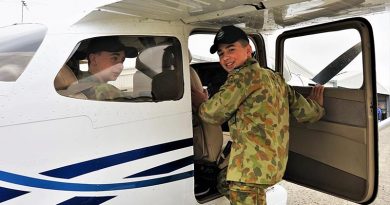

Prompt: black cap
xmin=87 ymin=36 xmax=126 ymax=54
xmin=210 ymin=25 xmax=249 ymax=54
xmin=86 ymin=36 xmax=138 ymax=58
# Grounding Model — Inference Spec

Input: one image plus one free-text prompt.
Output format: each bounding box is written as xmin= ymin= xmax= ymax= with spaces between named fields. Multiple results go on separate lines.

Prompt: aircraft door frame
xmin=275 ymin=17 xmax=378 ymax=204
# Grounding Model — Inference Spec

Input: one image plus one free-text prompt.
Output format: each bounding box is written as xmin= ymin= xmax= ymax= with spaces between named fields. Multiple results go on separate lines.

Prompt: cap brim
xmin=125 ymin=47 xmax=138 ymax=58
xmin=210 ymin=44 xmax=218 ymax=54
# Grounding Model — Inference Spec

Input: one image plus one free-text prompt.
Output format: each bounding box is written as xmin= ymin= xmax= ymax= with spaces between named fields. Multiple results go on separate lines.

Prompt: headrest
xmin=190 ymin=67 xmax=203 ymax=92
xmin=54 ymin=65 xmax=78 ymax=90
xmin=162 ymin=46 xmax=175 ymax=71
xmin=188 ymin=50 xmax=192 ymax=63
xmin=135 ymin=44 xmax=172 ymax=78
xmin=152 ymin=70 xmax=181 ymax=101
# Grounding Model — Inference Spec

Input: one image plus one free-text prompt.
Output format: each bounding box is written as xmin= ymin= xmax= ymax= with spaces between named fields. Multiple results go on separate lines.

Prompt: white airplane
xmin=0 ymin=0 xmax=388 ymax=204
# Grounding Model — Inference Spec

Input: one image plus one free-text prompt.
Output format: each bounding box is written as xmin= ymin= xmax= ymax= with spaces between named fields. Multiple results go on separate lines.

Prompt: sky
xmin=0 ymin=0 xmax=115 ymax=28
xmin=0 ymin=0 xmax=52 ymax=26
xmin=0 ymin=0 xmax=389 ymax=92
xmin=360 ymin=13 xmax=390 ymax=92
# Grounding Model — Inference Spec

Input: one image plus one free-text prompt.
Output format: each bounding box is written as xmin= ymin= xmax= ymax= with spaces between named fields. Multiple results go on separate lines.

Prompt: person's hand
xmin=307 ymin=84 xmax=324 ymax=107
xmin=191 ymin=88 xmax=208 ymax=109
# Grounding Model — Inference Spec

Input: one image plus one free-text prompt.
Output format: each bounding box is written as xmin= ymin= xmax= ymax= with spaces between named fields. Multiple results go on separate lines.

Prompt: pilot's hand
xmin=191 ymin=88 xmax=208 ymax=109
xmin=307 ymin=84 xmax=324 ymax=107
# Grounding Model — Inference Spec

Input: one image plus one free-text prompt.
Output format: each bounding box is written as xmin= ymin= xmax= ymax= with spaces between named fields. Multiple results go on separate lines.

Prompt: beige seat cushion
xmin=54 ymin=65 xmax=78 ymax=90
xmin=190 ymin=67 xmax=223 ymax=163
xmin=54 ymin=65 xmax=87 ymax=99
xmin=133 ymin=71 xmax=152 ymax=97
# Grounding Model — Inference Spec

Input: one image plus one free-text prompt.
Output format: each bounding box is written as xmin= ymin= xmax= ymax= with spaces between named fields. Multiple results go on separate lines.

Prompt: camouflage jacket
xmin=79 ymin=72 xmax=123 ymax=101
xmin=198 ymin=58 xmax=325 ymax=185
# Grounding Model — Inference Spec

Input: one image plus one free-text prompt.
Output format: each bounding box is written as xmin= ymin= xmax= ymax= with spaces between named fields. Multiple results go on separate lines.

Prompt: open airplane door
xmin=275 ymin=18 xmax=378 ymax=203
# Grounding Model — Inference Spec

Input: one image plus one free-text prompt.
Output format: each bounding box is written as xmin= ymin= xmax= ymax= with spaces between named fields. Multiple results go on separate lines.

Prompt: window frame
xmin=55 ymin=35 xmax=184 ymax=103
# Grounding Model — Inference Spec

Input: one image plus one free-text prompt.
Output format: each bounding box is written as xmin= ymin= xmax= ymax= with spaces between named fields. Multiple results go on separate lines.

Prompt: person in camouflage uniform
xmin=79 ymin=36 xmax=126 ymax=101
xmin=79 ymin=73 xmax=124 ymax=101
xmin=192 ymin=25 xmax=325 ymax=205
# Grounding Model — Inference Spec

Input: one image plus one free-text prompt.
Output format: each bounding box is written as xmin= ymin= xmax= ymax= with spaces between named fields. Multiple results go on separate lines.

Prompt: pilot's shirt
xmin=79 ymin=72 xmax=123 ymax=101
xmin=198 ymin=58 xmax=325 ymax=185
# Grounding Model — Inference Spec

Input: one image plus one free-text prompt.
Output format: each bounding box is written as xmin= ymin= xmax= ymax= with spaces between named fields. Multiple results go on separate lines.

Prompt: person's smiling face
xmin=89 ymin=51 xmax=125 ymax=82
xmin=217 ymin=41 xmax=252 ymax=73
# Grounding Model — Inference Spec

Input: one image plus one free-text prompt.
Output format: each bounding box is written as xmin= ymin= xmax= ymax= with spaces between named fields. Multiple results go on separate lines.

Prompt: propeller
xmin=312 ymin=41 xmax=361 ymax=85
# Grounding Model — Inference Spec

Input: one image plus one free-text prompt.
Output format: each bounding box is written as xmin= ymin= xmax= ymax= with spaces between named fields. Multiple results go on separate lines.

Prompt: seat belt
xmin=217 ymin=141 xmax=232 ymax=166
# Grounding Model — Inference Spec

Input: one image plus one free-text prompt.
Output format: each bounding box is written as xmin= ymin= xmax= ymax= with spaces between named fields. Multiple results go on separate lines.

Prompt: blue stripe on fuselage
xmin=40 ymin=138 xmax=193 ymax=179
xmin=0 ymin=170 xmax=193 ymax=191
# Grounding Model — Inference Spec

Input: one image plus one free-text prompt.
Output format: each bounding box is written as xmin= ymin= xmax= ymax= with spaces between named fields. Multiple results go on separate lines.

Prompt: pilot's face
xmin=217 ymin=41 xmax=252 ymax=73
xmin=89 ymin=51 xmax=125 ymax=82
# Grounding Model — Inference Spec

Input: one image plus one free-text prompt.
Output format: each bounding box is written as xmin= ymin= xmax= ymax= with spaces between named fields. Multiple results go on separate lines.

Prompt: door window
xmin=283 ymin=29 xmax=362 ymax=88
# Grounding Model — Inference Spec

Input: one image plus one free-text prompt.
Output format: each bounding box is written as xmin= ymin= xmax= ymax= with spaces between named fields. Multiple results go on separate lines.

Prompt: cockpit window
xmin=54 ymin=36 xmax=184 ymax=102
xmin=0 ymin=24 xmax=47 ymax=81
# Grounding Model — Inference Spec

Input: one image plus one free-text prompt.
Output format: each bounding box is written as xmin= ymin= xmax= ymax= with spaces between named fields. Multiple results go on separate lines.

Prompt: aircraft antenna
xmin=21 ymin=0 xmax=27 ymax=23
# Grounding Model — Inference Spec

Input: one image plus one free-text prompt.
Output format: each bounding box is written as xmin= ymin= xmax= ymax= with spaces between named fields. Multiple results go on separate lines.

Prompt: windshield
xmin=0 ymin=24 xmax=47 ymax=81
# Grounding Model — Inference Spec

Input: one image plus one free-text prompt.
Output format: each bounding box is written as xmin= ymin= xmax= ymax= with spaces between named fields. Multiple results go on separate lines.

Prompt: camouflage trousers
xmin=217 ymin=168 xmax=269 ymax=205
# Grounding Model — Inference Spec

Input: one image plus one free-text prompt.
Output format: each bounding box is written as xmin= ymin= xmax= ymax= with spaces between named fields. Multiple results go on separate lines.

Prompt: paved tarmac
xmin=280 ymin=126 xmax=390 ymax=205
